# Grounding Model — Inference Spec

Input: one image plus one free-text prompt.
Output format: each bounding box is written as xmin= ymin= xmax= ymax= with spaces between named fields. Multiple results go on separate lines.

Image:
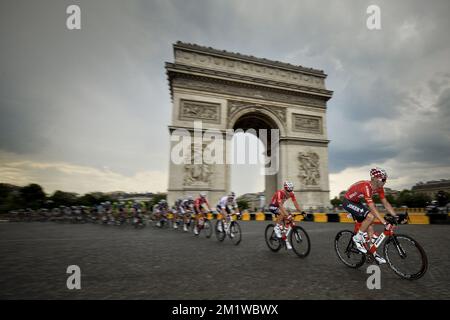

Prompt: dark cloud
xmin=0 ymin=98 xmax=50 ymax=154
xmin=401 ymin=86 xmax=450 ymax=165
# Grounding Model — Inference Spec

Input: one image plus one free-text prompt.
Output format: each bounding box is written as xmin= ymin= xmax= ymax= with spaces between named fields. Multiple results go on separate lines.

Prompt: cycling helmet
xmin=370 ymin=167 xmax=387 ymax=181
xmin=187 ymin=195 xmax=193 ymax=201
xmin=283 ymin=181 xmax=294 ymax=192
xmin=200 ymin=192 xmax=207 ymax=198
xmin=228 ymin=191 xmax=236 ymax=199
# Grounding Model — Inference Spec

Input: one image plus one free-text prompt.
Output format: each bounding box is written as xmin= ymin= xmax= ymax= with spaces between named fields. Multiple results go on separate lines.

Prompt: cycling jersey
xmin=270 ymin=189 xmax=297 ymax=207
xmin=344 ymin=180 xmax=385 ymax=205
xmin=194 ymin=197 xmax=210 ymax=213
xmin=181 ymin=199 xmax=194 ymax=213
xmin=170 ymin=200 xmax=182 ymax=214
xmin=217 ymin=196 xmax=238 ymax=209
xmin=156 ymin=203 xmax=168 ymax=213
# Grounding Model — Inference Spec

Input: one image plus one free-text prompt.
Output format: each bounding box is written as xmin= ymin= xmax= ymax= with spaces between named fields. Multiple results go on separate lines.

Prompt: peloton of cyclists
xmin=342 ymin=167 xmax=398 ymax=264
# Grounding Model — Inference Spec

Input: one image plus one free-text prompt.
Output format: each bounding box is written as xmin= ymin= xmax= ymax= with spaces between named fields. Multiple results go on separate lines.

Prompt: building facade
xmin=412 ymin=179 xmax=450 ymax=198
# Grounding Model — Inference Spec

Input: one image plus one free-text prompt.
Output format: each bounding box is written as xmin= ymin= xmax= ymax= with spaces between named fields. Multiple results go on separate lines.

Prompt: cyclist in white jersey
xmin=216 ymin=192 xmax=240 ymax=234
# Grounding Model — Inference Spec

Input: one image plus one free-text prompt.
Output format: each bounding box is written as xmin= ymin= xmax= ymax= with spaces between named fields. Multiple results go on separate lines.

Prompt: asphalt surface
xmin=0 ymin=220 xmax=449 ymax=299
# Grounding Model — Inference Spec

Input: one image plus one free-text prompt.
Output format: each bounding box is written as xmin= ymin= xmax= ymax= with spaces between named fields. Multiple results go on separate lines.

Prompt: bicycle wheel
xmin=335 ymin=230 xmax=366 ymax=268
xmin=289 ymin=226 xmax=310 ymax=258
xmin=383 ymin=234 xmax=428 ymax=280
xmin=215 ymin=220 xmax=226 ymax=242
xmin=265 ymin=224 xmax=281 ymax=252
xmin=229 ymin=221 xmax=242 ymax=245
xmin=202 ymin=219 xmax=212 ymax=238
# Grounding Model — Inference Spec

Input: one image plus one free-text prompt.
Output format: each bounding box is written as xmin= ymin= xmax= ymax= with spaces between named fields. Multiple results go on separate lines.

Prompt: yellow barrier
xmin=314 ymin=213 xmax=328 ymax=223
xmin=167 ymin=213 xmax=173 ymax=219
xmin=294 ymin=214 xmax=305 ymax=222
xmin=339 ymin=213 xmax=353 ymax=223
xmin=408 ymin=215 xmax=430 ymax=224
xmin=207 ymin=213 xmax=213 ymax=220
xmin=256 ymin=212 xmax=266 ymax=221
xmin=242 ymin=213 xmax=250 ymax=221
xmin=216 ymin=213 xmax=223 ymax=220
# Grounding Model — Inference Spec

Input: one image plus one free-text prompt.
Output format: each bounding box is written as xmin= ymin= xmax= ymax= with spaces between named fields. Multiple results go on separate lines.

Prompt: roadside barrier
xmin=214 ymin=211 xmax=449 ymax=225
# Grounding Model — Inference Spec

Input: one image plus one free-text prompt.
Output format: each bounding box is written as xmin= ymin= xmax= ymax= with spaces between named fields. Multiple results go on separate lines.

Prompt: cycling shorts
xmin=342 ymin=198 xmax=370 ymax=222
xmin=216 ymin=205 xmax=232 ymax=215
xmin=269 ymin=204 xmax=280 ymax=215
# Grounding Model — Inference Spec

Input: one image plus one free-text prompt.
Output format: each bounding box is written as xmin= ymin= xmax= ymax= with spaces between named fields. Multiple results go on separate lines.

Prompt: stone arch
xmin=227 ymin=105 xmax=287 ymax=137
xmin=227 ymin=108 xmax=283 ymax=207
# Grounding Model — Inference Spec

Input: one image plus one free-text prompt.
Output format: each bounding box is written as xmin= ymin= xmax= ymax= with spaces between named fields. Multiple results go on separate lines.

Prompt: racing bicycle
xmin=215 ymin=211 xmax=242 ymax=245
xmin=193 ymin=211 xmax=213 ymax=238
xmin=335 ymin=213 xmax=428 ymax=280
xmin=265 ymin=212 xmax=311 ymax=258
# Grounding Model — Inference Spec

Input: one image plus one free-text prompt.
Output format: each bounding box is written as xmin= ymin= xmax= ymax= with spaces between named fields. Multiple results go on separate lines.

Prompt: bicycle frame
xmin=279 ymin=214 xmax=297 ymax=242
xmin=196 ymin=209 xmax=209 ymax=230
xmin=353 ymin=221 xmax=396 ymax=255
xmin=220 ymin=212 xmax=239 ymax=235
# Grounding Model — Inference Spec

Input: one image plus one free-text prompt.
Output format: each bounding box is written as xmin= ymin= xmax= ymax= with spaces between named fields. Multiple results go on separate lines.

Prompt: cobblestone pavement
xmin=0 ymin=221 xmax=449 ymax=299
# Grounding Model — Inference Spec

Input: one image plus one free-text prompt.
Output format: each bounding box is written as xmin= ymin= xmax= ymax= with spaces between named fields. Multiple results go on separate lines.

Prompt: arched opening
xmin=229 ymin=111 xmax=280 ymax=212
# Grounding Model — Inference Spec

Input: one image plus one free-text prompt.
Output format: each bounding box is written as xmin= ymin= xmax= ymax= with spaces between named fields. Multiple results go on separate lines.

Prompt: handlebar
xmin=385 ymin=212 xmax=409 ymax=225
xmin=284 ymin=211 xmax=310 ymax=221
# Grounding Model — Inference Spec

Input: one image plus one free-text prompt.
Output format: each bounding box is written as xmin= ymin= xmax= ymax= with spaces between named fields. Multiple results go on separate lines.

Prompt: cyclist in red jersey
xmin=269 ymin=181 xmax=304 ymax=249
xmin=342 ymin=167 xmax=398 ymax=263
xmin=193 ymin=192 xmax=211 ymax=235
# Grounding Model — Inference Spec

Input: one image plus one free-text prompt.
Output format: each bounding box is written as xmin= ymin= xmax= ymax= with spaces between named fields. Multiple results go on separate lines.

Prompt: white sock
xmin=356 ymin=231 xmax=365 ymax=240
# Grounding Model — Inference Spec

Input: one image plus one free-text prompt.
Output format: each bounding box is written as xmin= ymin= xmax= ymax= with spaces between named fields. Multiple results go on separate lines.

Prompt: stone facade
xmin=166 ymin=42 xmax=333 ymax=208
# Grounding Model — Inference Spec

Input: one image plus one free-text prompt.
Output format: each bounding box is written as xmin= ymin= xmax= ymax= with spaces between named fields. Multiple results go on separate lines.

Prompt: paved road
xmin=0 ymin=221 xmax=449 ymax=299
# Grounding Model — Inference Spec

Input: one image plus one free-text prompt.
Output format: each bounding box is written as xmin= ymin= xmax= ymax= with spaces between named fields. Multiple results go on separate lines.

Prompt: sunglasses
xmin=381 ymin=178 xmax=386 ymax=183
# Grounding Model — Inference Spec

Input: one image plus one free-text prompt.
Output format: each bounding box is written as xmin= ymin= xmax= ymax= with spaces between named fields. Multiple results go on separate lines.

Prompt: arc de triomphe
xmin=165 ymin=42 xmax=333 ymax=209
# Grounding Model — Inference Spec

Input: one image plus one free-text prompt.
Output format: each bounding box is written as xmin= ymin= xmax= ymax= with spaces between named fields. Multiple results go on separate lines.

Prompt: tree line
xmin=0 ymin=183 xmax=166 ymax=213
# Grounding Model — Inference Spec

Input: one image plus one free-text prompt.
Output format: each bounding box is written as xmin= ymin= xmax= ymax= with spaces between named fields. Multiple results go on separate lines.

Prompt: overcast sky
xmin=1 ymin=0 xmax=449 ymax=198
